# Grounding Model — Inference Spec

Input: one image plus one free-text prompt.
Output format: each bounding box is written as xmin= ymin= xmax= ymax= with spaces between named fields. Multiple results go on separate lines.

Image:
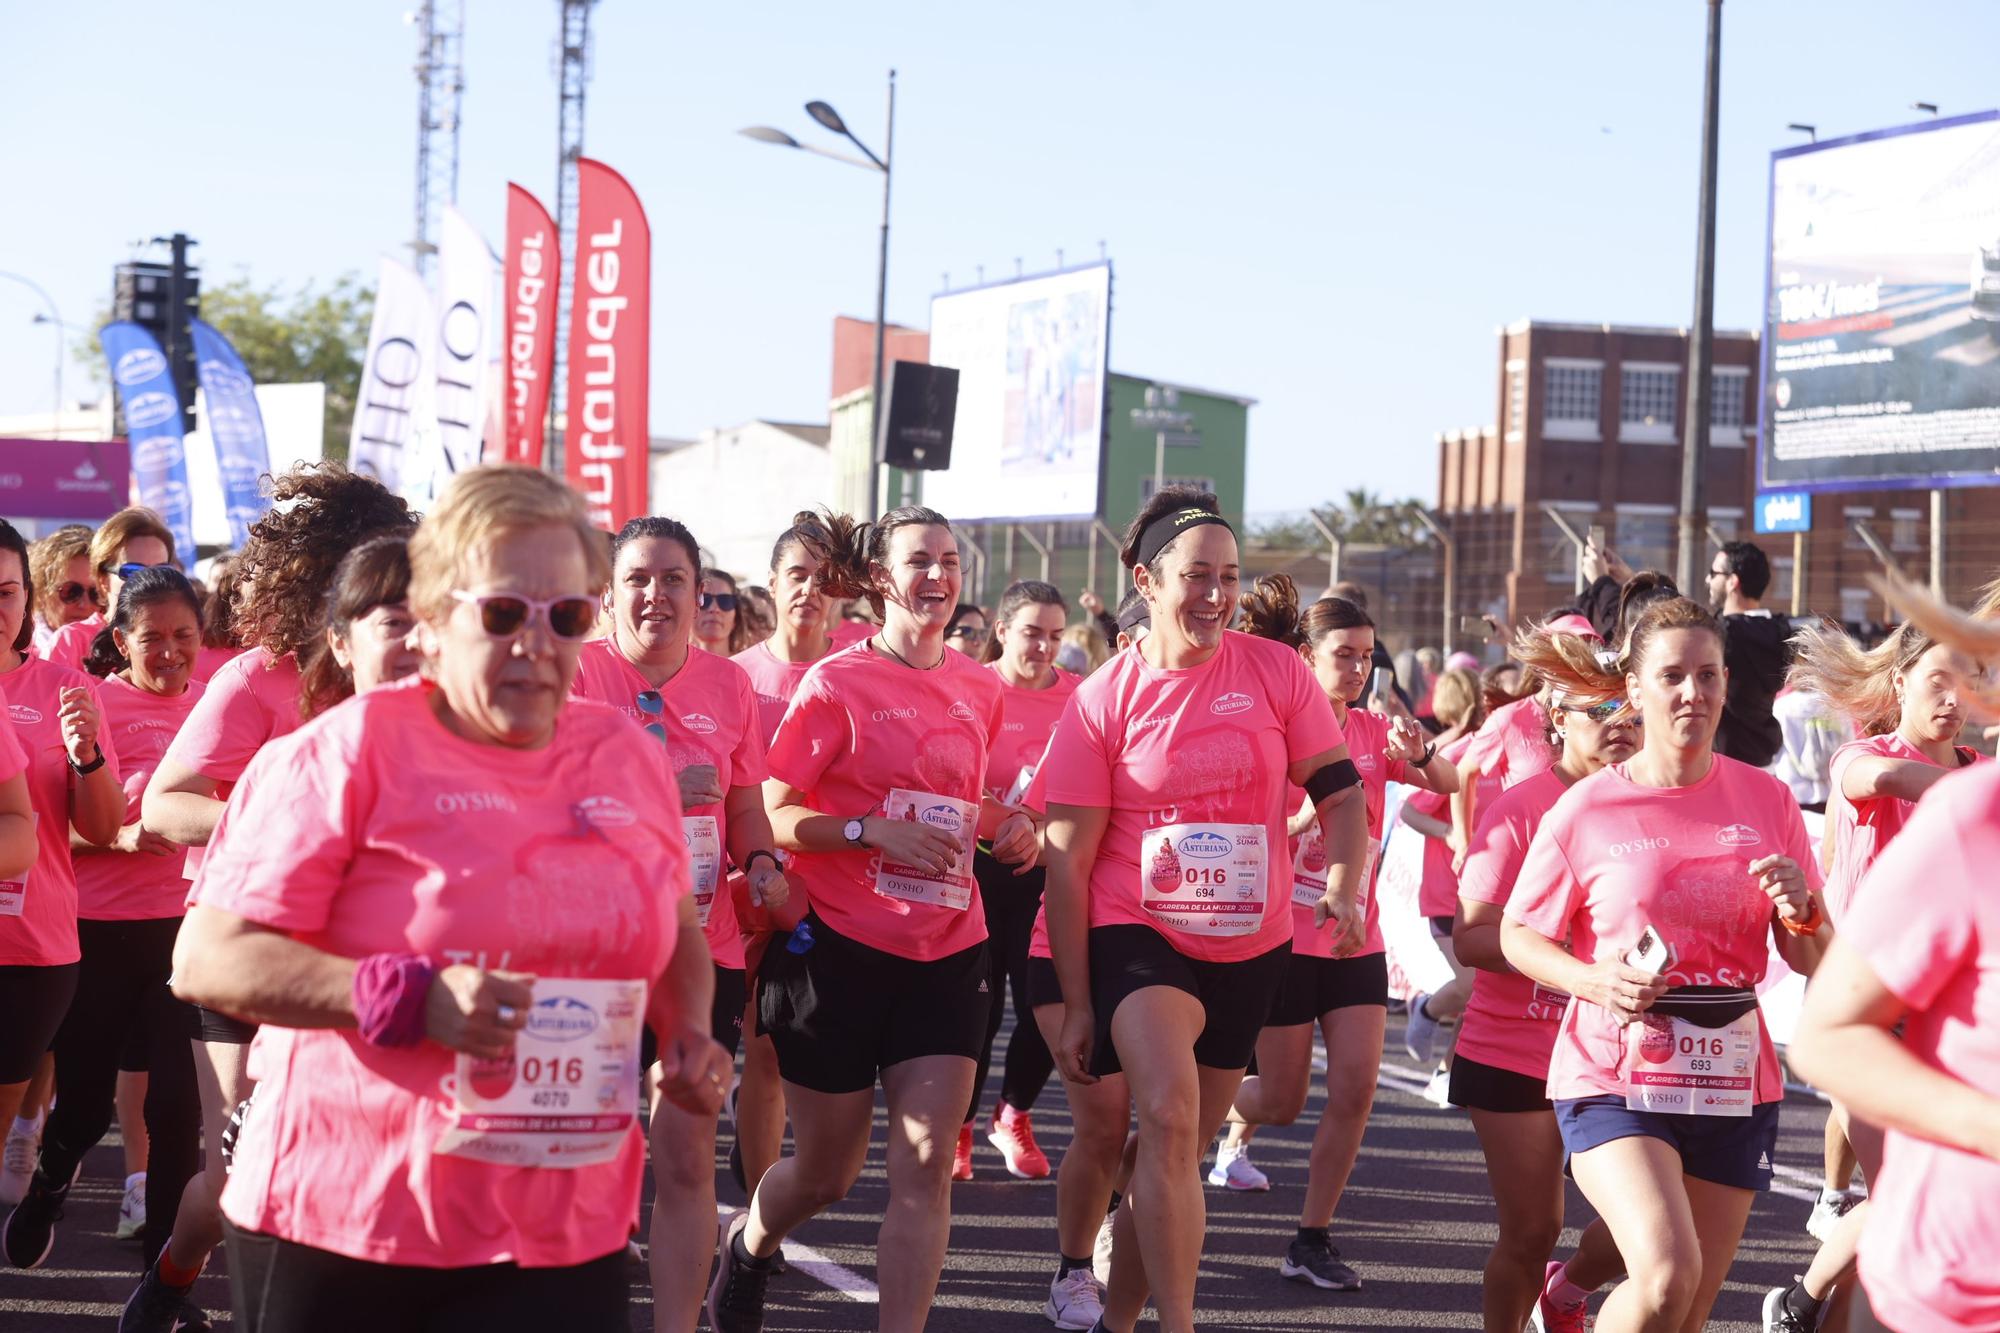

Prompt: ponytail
xmin=1237 ymin=573 xmax=1305 ymax=647
xmin=792 ymin=505 xmax=953 ymax=618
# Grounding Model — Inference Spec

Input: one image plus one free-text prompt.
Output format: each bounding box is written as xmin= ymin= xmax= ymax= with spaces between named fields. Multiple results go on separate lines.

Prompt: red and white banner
xmin=563 ymin=159 xmax=650 ymax=529
xmin=501 ymin=183 xmax=561 ymax=468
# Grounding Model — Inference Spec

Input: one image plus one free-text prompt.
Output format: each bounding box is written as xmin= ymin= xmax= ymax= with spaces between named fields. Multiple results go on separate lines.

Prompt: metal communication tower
xmin=548 ymin=0 xmax=597 ymax=457
xmin=412 ymin=0 xmax=466 ymax=277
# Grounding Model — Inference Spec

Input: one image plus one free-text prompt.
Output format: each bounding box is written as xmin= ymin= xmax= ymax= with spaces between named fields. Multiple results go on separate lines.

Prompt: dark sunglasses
xmin=114 ymin=561 xmax=173 ymax=579
xmin=947 ymin=624 xmax=989 ymax=642
xmin=57 ymin=581 xmax=102 ymax=607
xmin=698 ymin=592 xmax=738 ymax=612
xmin=1557 ymin=697 xmax=1630 ymax=722
xmin=635 ymin=690 xmax=667 ymax=742
xmin=449 ymin=590 xmax=596 ymax=641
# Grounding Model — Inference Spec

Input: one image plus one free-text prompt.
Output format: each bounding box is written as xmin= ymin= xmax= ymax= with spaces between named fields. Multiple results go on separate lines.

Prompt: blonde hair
xmin=89 ymin=507 xmax=175 ymax=585
xmin=1061 ymin=623 xmax=1109 ymax=675
xmin=1430 ymin=666 xmax=1483 ymax=731
xmin=407 ymin=465 xmax=611 ymax=621
xmin=29 ymin=525 xmax=93 ymax=625
xmin=1785 ymin=619 xmax=1933 ymax=736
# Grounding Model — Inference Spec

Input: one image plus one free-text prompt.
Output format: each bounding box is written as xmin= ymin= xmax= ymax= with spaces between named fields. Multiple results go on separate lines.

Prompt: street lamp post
xmin=0 ymin=270 xmax=65 ymax=430
xmin=742 ymin=70 xmax=897 ymax=517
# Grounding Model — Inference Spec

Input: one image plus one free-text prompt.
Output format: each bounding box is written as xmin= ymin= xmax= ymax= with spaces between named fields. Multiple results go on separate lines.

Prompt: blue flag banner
xmin=190 ymin=318 xmax=272 ymax=548
xmin=99 ymin=321 xmax=196 ymax=564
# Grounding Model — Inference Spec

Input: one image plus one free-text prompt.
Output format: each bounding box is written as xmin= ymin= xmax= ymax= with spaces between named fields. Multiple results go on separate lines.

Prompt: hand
xmin=1750 ymin=854 xmax=1812 ymax=923
xmin=654 ymin=1021 xmax=733 ymax=1116
xmin=676 ymin=763 xmax=724 ymax=809
xmin=1386 ymin=714 xmax=1427 ymax=763
xmin=114 ymin=821 xmax=178 ymax=857
xmin=747 ymin=861 xmax=790 ymax=910
xmin=58 ymin=686 xmax=100 ymax=767
xmin=1313 ymin=892 xmax=1365 ymax=958
xmin=1055 ymin=1004 xmax=1098 ymax=1084
xmin=865 ymin=816 xmax=964 ymax=877
xmin=1078 ymin=588 xmax=1105 ymax=617
xmin=1605 ymin=547 xmax=1634 ymax=583
xmin=1582 ymin=541 xmax=1609 ymax=583
xmin=1448 ymin=824 xmax=1471 ymax=874
xmin=425 ymin=964 xmax=536 ymax=1058
xmin=990 ymin=811 xmax=1039 ymax=871
xmin=1286 ymin=803 xmax=1319 ymax=840
xmin=1576 ymin=956 xmax=1670 ymax=1026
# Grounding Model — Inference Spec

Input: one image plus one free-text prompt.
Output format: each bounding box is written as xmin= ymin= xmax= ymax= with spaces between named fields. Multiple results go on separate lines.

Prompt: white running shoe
xmin=115 ymin=1173 xmax=146 ymax=1240
xmin=1422 ymin=1068 xmax=1452 ymax=1108
xmin=0 ymin=1122 xmax=37 ymax=1207
xmin=1805 ymin=1188 xmax=1861 ymax=1243
xmin=1044 ymin=1267 xmax=1105 ymax=1330
xmin=1206 ymin=1141 xmax=1269 ymax=1191
xmin=1403 ymin=992 xmax=1442 ymax=1064
xmin=1091 ymin=1210 xmax=1116 ymax=1286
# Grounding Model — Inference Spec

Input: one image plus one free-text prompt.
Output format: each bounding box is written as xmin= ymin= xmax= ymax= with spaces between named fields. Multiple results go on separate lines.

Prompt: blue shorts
xmin=1554 ymin=1095 xmax=1779 ymax=1192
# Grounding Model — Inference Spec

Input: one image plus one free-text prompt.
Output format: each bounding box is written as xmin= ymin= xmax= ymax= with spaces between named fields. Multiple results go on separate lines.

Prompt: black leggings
xmin=965 ymin=851 xmax=1055 ymax=1124
xmin=224 ymin=1222 xmax=629 ymax=1332
xmin=40 ymin=917 xmax=201 ymax=1270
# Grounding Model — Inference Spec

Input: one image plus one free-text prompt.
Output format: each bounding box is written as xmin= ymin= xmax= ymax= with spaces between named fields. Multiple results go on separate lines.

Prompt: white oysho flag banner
xmin=350 ymin=257 xmax=437 ymax=495
xmin=427 ymin=205 xmax=496 ymax=498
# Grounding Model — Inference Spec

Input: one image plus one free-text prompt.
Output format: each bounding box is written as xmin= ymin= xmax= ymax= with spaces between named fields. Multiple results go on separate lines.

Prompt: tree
xmin=1249 ymin=489 xmax=1430 ymax=548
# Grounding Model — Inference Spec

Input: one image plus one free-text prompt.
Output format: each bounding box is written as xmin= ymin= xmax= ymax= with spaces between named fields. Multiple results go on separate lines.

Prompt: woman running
xmin=945 ymin=602 xmax=991 ymax=658
xmin=961 ymin=579 xmax=1077 ymax=1183
xmin=1502 ymin=596 xmax=1829 ymax=1333
xmin=1036 ymin=490 xmax=1371 ymax=1333
xmin=1757 ymin=618 xmax=1981 ymax=1333
xmin=695 ymin=567 xmax=749 ymax=657
xmin=1215 ymin=581 xmax=1458 ymax=1292
xmin=1453 ymin=623 xmax=1634 ymax=1333
xmin=568 ymin=514 xmax=790 ymax=1333
xmin=706 ymin=505 xmax=1034 ymax=1333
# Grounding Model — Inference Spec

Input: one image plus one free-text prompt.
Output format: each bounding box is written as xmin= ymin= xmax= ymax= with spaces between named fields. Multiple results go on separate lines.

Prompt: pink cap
xmin=1544 ymin=613 xmax=1602 ymax=641
xmin=1445 ymin=651 xmax=1481 ymax=673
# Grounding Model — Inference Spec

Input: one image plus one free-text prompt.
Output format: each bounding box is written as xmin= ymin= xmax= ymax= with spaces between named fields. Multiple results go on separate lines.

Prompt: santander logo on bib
xmin=1210 ymin=691 xmax=1253 ymax=717
xmin=680 ymin=712 xmax=717 ymax=736
xmin=1714 ymin=824 xmax=1762 ymax=848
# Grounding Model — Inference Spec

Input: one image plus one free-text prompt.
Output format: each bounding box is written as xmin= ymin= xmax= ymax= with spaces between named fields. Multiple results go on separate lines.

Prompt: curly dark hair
xmin=236 ymin=463 xmax=416 ymax=660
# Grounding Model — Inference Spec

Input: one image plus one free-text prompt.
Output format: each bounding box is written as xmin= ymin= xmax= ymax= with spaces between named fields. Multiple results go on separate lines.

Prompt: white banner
xmin=350 ymin=258 xmax=437 ymax=494
xmin=427 ymin=205 xmax=496 ymax=498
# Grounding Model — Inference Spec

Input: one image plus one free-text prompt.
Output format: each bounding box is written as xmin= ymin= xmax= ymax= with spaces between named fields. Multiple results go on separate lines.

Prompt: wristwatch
xmin=67 ymin=746 xmax=105 ymax=776
xmin=1417 ymin=742 xmax=1438 ymax=767
xmin=842 ymin=818 xmax=868 ymax=849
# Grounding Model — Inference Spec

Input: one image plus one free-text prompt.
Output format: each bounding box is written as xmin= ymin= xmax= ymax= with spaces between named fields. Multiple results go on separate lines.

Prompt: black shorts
xmin=197 ymin=1003 xmax=259 ymax=1046
xmin=1428 ymin=915 xmax=1454 ymax=938
xmin=1449 ymin=1053 xmax=1553 ymax=1114
xmin=757 ymin=914 xmax=989 ymax=1095
xmin=1267 ymin=951 xmax=1389 ymax=1027
xmin=1026 ymin=955 xmax=1061 ymax=1011
xmin=0 ymin=962 xmax=77 ymax=1083
xmin=640 ymin=962 xmax=749 ymax=1072
xmin=1087 ymin=925 xmax=1291 ymax=1077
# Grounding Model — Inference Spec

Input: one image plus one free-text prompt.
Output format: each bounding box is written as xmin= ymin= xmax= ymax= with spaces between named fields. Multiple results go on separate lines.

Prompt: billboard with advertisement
xmin=923 ymin=264 xmax=1111 ymax=521
xmin=0 ymin=438 xmax=132 ymax=521
xmin=1761 ymin=110 xmax=2000 ymax=493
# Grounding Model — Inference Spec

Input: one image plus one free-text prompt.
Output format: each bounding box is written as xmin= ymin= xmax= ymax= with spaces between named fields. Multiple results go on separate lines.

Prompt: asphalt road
xmin=0 ymin=1011 xmax=1826 ymax=1331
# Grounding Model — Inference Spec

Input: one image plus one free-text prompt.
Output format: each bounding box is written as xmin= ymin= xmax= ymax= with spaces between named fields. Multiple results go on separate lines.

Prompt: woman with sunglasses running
xmin=1755 ymin=618 xmax=1982 ymax=1333
xmin=946 ymin=603 xmax=991 ymax=657
xmin=707 ymin=505 xmax=1031 ymax=1333
xmin=1036 ymin=490 xmax=1370 ymax=1333
xmin=1214 ymin=581 xmax=1458 ymax=1293
xmin=1452 ymin=623 xmax=1633 ymax=1333
xmin=569 ymin=514 xmax=790 ymax=1333
xmin=1502 ymin=597 xmax=1829 ymax=1333
xmin=27 ymin=526 xmax=97 ymax=659
xmin=694 ymin=568 xmax=750 ymax=657
xmin=41 ymin=508 xmax=177 ymax=671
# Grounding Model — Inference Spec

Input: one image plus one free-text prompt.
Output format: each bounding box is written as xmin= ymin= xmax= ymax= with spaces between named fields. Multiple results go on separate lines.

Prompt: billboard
xmin=1761 ymin=110 xmax=2000 ymax=493
xmin=923 ymin=263 xmax=1111 ymax=521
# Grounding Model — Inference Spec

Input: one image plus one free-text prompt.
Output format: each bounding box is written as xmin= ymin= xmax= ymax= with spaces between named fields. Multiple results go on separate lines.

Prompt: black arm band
xmin=1305 ymin=758 xmax=1362 ymax=807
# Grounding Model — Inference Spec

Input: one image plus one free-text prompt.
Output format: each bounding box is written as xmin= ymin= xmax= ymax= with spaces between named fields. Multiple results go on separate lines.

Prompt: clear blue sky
xmin=2 ymin=1 xmax=1994 ymax=516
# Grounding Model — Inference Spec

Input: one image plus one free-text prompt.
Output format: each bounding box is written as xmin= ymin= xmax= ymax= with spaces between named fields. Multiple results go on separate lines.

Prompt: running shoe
xmin=1530 ymin=1261 xmax=1590 ymax=1333
xmin=174 ymin=1300 xmax=215 ymax=1333
xmin=2 ymin=1162 xmax=75 ymax=1269
xmin=1207 ymin=1141 xmax=1269 ymax=1191
xmin=0 ymin=1120 xmax=37 ymax=1207
xmin=1422 ymin=1067 xmax=1452 ymax=1108
xmin=705 ymin=1212 xmax=770 ymax=1333
xmin=1805 ymin=1188 xmax=1861 ymax=1243
xmin=1279 ymin=1234 xmax=1362 ymax=1291
xmin=116 ymin=1172 xmax=147 ymax=1240
xmin=988 ymin=1105 xmax=1052 ymax=1180
xmin=1044 ymin=1267 xmax=1106 ymax=1330
xmin=119 ymin=1260 xmax=201 ymax=1333
xmin=1761 ymin=1282 xmax=1819 ymax=1333
xmin=1092 ymin=1211 xmax=1115 ymax=1286
xmin=728 ymin=1137 xmax=747 ymax=1194
xmin=952 ymin=1123 xmax=975 ymax=1181
xmin=1403 ymin=992 xmax=1442 ymax=1063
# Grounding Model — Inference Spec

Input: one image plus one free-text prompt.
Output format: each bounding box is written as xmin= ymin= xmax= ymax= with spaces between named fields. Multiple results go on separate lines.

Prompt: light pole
xmin=1675 ymin=0 xmax=1723 ymax=596
xmin=1786 ymin=122 xmax=1816 ymax=142
xmin=0 ymin=271 xmax=65 ymax=429
xmin=742 ymin=70 xmax=896 ymax=517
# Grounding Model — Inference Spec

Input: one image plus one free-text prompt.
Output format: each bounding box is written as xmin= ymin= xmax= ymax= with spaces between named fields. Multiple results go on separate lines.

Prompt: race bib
xmin=1003 ymin=762 xmax=1037 ymax=809
xmin=1289 ymin=823 xmax=1380 ymax=912
xmin=1141 ymin=823 xmax=1267 ymax=937
xmin=1625 ymin=1008 xmax=1759 ymax=1117
xmin=436 ymin=978 xmax=646 ymax=1168
xmin=684 ymin=816 xmax=722 ymax=926
xmin=0 ymin=813 xmax=37 ymax=917
xmin=1526 ymin=982 xmax=1571 ymax=1024
xmin=873 ymin=788 xmax=978 ymax=911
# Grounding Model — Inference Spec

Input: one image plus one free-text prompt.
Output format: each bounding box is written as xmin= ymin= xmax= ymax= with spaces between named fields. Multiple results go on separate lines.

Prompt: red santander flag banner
xmin=563 ymin=159 xmax=650 ymax=529
xmin=501 ymin=183 xmax=560 ymax=467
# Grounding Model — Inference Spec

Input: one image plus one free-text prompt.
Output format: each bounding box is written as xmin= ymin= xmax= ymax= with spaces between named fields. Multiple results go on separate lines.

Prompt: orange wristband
xmin=1780 ymin=895 xmax=1825 ymax=937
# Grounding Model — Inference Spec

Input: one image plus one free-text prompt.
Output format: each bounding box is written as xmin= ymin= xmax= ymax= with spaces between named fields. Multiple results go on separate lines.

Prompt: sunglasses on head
xmin=450 ymin=590 xmax=597 ymax=641
xmin=698 ymin=592 xmax=738 ymax=612
xmin=115 ymin=561 xmax=172 ymax=579
xmin=635 ymin=689 xmax=668 ymax=742
xmin=57 ymin=581 xmax=101 ymax=607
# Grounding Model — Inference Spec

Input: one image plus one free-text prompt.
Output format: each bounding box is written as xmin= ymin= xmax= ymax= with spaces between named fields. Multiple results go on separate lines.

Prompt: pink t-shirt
xmin=987 ymin=667 xmax=1080 ymax=803
xmin=192 ymin=644 xmax=247 ymax=684
xmin=1506 ymin=756 xmax=1820 ymax=1104
xmin=1844 ymin=763 xmax=2000 ymax=1333
xmin=204 ymin=680 xmax=688 ymax=1270
xmin=766 ymin=641 xmax=1003 ymax=961
xmin=74 ymin=674 xmax=203 ymax=920
xmin=1823 ymin=733 xmax=1981 ymax=924
xmin=568 ymin=638 xmax=769 ymax=969
xmin=0 ymin=657 xmax=122 ymax=967
xmin=161 ymin=647 xmax=302 ymax=885
xmin=1465 ymin=695 xmax=1554 ymax=791
xmin=38 ymin=613 xmax=101 ymax=670
xmin=1412 ymin=733 xmax=1490 ymax=918
xmin=1038 ymin=631 xmax=1341 ymax=964
xmin=1290 ymin=705 xmax=1407 ymax=961
xmin=732 ymin=641 xmax=825 ymax=747
xmin=0 ymin=684 xmax=35 ymax=960
xmin=1455 ymin=768 xmax=1576 ymax=1081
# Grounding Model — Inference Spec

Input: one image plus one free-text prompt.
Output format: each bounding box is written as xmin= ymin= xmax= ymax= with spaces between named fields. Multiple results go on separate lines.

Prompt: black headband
xmin=1134 ymin=507 xmax=1234 ymax=571
xmin=1115 ymin=598 xmax=1152 ymax=633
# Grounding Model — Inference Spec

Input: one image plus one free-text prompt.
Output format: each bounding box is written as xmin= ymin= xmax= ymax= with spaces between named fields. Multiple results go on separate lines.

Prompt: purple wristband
xmin=353 ymin=952 xmax=437 ymax=1049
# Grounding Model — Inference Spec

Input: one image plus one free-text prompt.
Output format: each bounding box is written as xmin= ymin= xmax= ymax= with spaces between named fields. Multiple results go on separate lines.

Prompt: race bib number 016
xmin=1141 ymin=823 xmax=1267 ymax=937
xmin=436 ymin=978 xmax=646 ymax=1168
xmin=873 ymin=788 xmax=978 ymax=911
xmin=1625 ymin=1008 xmax=1758 ymax=1118
xmin=684 ymin=816 xmax=722 ymax=926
